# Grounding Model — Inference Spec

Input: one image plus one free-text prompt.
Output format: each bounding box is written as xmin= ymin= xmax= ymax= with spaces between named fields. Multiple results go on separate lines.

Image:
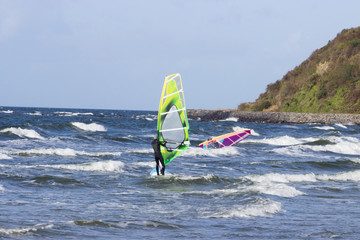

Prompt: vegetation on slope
xmin=238 ymin=27 xmax=360 ymax=113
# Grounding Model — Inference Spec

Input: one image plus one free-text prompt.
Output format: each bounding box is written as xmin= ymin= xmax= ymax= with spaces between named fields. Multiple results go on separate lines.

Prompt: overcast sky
xmin=1 ymin=0 xmax=359 ymax=110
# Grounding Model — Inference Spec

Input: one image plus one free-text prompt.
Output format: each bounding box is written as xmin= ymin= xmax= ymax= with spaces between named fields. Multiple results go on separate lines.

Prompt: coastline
xmin=187 ymin=109 xmax=360 ymax=125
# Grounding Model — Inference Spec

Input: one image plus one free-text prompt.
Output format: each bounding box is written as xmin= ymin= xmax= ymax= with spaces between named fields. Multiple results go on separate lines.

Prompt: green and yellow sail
xmin=157 ymin=73 xmax=190 ymax=165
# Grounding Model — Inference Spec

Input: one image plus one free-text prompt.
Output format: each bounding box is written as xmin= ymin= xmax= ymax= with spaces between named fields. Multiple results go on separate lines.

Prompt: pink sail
xmin=198 ymin=129 xmax=251 ymax=149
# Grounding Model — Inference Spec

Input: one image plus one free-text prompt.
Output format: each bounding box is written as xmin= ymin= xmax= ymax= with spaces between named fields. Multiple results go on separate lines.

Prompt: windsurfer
xmin=151 ymin=136 xmax=167 ymax=175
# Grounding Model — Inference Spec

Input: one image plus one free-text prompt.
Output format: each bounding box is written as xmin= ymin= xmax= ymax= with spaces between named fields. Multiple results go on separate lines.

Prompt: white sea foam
xmin=1 ymin=110 xmax=13 ymax=114
xmin=205 ymin=198 xmax=282 ymax=218
xmin=220 ymin=117 xmax=238 ymax=122
xmin=273 ymin=146 xmax=319 ymax=158
xmin=335 ymin=123 xmax=347 ymax=129
xmin=248 ymin=135 xmax=314 ymax=146
xmin=247 ymin=172 xmax=317 ymax=183
xmin=43 ymin=160 xmax=125 ymax=172
xmin=0 ymin=224 xmax=54 ymax=235
xmin=0 ymin=153 xmax=12 ymax=160
xmin=14 ymin=148 xmax=122 ymax=157
xmin=133 ymin=161 xmax=154 ymax=168
xmin=181 ymin=146 xmax=241 ymax=157
xmin=247 ymin=182 xmax=304 ymax=198
xmin=248 ymin=170 xmax=360 ymax=184
xmin=186 ymin=178 xmax=303 ymax=198
xmin=126 ymin=148 xmax=153 ymax=154
xmin=232 ymin=126 xmax=260 ymax=136
xmin=134 ymin=114 xmax=157 ymax=121
xmin=0 ymin=184 xmax=4 ymax=191
xmin=55 ymin=111 xmax=93 ymax=116
xmin=71 ymin=122 xmax=107 ymax=132
xmin=317 ymin=170 xmax=360 ymax=182
xmin=26 ymin=111 xmax=42 ymax=116
xmin=311 ymin=126 xmax=335 ymax=130
xmin=0 ymin=127 xmax=44 ymax=139
xmin=303 ymin=136 xmax=360 ymax=155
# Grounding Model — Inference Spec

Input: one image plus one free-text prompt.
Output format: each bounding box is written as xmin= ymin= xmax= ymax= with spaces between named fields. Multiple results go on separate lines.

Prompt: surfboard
xmin=149 ymin=168 xmax=170 ymax=176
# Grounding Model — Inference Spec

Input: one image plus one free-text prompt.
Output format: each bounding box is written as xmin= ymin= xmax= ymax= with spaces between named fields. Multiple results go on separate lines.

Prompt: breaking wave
xmin=0 ymin=153 xmax=12 ymax=160
xmin=0 ymin=127 xmax=44 ymax=139
xmin=232 ymin=126 xmax=260 ymax=136
xmin=311 ymin=126 xmax=335 ymax=130
xmin=0 ymin=224 xmax=54 ymax=235
xmin=274 ymin=136 xmax=360 ymax=156
xmin=42 ymin=160 xmax=125 ymax=172
xmin=54 ymin=111 xmax=93 ymax=117
xmin=0 ymin=110 xmax=13 ymax=114
xmin=71 ymin=122 xmax=107 ymax=132
xmin=204 ymin=198 xmax=282 ymax=218
xmin=182 ymin=146 xmax=241 ymax=157
xmin=13 ymin=148 xmax=122 ymax=157
xmin=219 ymin=117 xmax=238 ymax=122
xmin=249 ymin=135 xmax=316 ymax=146
xmin=247 ymin=170 xmax=360 ymax=183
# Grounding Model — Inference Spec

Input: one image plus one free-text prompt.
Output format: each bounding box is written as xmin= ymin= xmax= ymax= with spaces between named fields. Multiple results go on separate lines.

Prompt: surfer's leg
xmin=155 ymin=157 xmax=160 ymax=175
xmin=160 ymin=157 xmax=165 ymax=175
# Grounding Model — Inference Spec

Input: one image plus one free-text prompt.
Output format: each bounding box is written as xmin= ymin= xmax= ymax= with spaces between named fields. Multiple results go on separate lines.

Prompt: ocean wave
xmin=204 ymin=198 xmax=282 ymax=218
xmin=0 ymin=184 xmax=4 ymax=191
xmin=133 ymin=114 xmax=157 ymax=121
xmin=13 ymin=148 xmax=122 ymax=157
xmin=317 ymin=170 xmax=360 ymax=182
xmin=71 ymin=122 xmax=107 ymax=132
xmin=54 ymin=111 xmax=93 ymax=117
xmin=247 ymin=172 xmax=317 ymax=183
xmin=127 ymin=146 xmax=241 ymax=158
xmin=0 ymin=127 xmax=44 ymax=139
xmin=182 ymin=146 xmax=241 ymax=157
xmin=248 ymin=135 xmax=315 ymax=146
xmin=0 ymin=153 xmax=12 ymax=160
xmin=232 ymin=126 xmax=260 ymax=136
xmin=25 ymin=111 xmax=42 ymax=116
xmin=0 ymin=224 xmax=54 ymax=235
xmin=43 ymin=160 xmax=125 ymax=172
xmin=335 ymin=123 xmax=347 ymax=129
xmin=0 ymin=110 xmax=13 ymax=114
xmin=275 ymin=136 xmax=360 ymax=156
xmin=219 ymin=117 xmax=238 ymax=122
xmin=247 ymin=170 xmax=360 ymax=183
xmin=311 ymin=126 xmax=335 ymax=130
xmin=247 ymin=182 xmax=304 ymax=198
xmin=303 ymin=136 xmax=360 ymax=155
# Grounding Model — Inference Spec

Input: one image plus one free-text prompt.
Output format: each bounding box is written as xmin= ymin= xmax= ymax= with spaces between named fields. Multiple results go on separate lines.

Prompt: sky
xmin=1 ymin=0 xmax=360 ymax=111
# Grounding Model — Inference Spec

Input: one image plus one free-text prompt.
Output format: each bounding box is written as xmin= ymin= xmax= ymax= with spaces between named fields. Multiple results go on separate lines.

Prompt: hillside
xmin=238 ymin=27 xmax=360 ymax=113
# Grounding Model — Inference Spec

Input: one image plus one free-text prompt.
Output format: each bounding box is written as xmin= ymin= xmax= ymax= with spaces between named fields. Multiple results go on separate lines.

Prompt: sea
xmin=1 ymin=106 xmax=360 ymax=239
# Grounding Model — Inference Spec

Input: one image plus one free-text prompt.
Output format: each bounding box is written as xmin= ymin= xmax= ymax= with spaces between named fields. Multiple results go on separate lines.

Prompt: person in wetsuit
xmin=151 ymin=136 xmax=167 ymax=175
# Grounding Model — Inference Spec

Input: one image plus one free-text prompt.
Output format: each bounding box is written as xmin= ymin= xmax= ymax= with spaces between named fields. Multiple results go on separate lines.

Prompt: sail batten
xmin=160 ymin=107 xmax=186 ymax=115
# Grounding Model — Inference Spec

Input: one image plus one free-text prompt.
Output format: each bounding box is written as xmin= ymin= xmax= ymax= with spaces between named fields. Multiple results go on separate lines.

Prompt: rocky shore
xmin=187 ymin=109 xmax=360 ymax=125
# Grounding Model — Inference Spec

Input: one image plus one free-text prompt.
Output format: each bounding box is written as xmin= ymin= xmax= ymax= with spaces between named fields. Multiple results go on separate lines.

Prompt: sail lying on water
xmin=198 ymin=129 xmax=251 ymax=149
xmin=157 ymin=73 xmax=190 ymax=165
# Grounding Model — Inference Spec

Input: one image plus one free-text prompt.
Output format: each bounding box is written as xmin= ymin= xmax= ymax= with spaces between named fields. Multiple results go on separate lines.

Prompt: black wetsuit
xmin=151 ymin=138 xmax=166 ymax=175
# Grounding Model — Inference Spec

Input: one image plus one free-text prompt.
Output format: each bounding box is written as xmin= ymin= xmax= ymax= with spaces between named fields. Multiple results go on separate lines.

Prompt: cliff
xmin=238 ymin=27 xmax=360 ymax=113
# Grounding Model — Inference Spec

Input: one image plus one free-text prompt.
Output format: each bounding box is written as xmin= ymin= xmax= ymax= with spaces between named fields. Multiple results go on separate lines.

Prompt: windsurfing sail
xmin=198 ymin=129 xmax=251 ymax=149
xmin=157 ymin=73 xmax=190 ymax=165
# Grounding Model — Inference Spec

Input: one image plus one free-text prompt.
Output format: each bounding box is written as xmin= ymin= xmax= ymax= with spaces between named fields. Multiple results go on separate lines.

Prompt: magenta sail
xmin=198 ymin=129 xmax=251 ymax=149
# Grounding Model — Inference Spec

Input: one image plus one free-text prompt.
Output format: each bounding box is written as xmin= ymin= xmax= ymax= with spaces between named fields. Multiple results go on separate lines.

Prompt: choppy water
xmin=1 ymin=107 xmax=360 ymax=239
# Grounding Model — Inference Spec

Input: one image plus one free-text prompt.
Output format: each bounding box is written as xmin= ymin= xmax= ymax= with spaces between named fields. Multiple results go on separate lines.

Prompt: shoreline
xmin=187 ymin=109 xmax=360 ymax=125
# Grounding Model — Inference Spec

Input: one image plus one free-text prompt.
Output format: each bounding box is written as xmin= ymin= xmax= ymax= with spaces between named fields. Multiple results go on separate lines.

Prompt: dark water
xmin=1 ymin=107 xmax=360 ymax=239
